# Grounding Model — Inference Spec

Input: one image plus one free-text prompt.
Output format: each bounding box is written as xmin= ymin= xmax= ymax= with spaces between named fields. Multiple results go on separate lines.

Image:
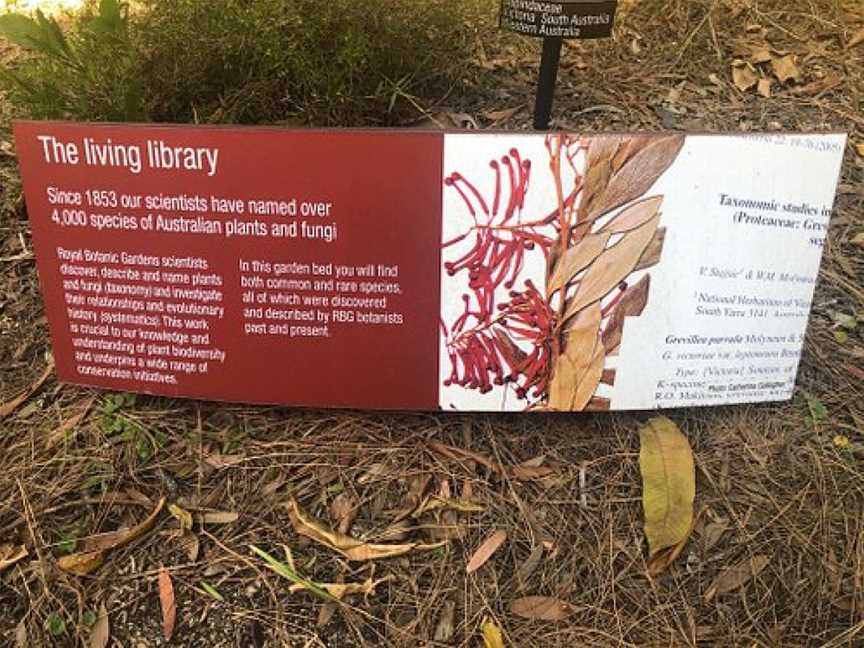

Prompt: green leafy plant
xmin=44 ymin=611 xmax=65 ymax=637
xmin=0 ymin=0 xmax=144 ymax=121
xmin=1 ymin=0 xmax=482 ymax=127
xmin=58 ymin=528 xmax=78 ymax=554
xmin=99 ymin=392 xmax=162 ymax=462
xmin=81 ymin=609 xmax=98 ymax=627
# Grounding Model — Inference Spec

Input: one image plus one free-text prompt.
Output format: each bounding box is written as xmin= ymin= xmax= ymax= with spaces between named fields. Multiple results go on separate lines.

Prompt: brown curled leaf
xmin=546 ymin=231 xmax=611 ymax=297
xmin=601 ymin=196 xmax=663 ymax=234
xmin=602 ymin=275 xmax=651 ymax=354
xmin=57 ymin=550 xmax=104 ymax=576
xmin=57 ymin=498 xmax=165 ymax=575
xmin=288 ymin=576 xmax=390 ymax=600
xmin=85 ymin=497 xmax=166 ymax=552
xmin=563 ymin=214 xmax=659 ymax=322
xmin=634 ymin=227 xmax=666 ymax=272
xmin=587 ymin=136 xmax=685 ymax=221
xmin=286 ymin=497 xmax=445 ymax=561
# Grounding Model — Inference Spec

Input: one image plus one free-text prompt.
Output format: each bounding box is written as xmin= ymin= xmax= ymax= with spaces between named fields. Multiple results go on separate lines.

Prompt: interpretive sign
xmin=499 ymin=0 xmax=618 ymax=39
xmin=14 ymin=121 xmax=845 ymax=412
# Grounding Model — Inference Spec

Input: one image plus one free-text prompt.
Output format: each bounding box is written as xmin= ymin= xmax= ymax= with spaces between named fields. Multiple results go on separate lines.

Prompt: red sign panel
xmin=15 ymin=122 xmax=443 ymax=409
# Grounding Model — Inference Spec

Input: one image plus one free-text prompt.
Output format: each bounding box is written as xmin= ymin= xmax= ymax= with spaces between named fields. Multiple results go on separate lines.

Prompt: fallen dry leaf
xmin=515 ymin=545 xmax=544 ymax=591
xmin=510 ymin=596 xmax=576 ymax=621
xmin=169 ymin=504 xmax=193 ymax=531
xmin=481 ymin=617 xmax=505 ymax=648
xmin=648 ymin=506 xmax=705 ymax=577
xmin=158 ymin=567 xmax=176 ymax=642
xmin=0 ymin=544 xmax=28 ymax=572
xmin=846 ymin=27 xmax=864 ymax=50
xmin=640 ymin=417 xmax=695 ymax=560
xmin=329 ymin=492 xmax=358 ymax=535
xmin=855 ymin=144 xmax=864 ymax=159
xmin=89 ymin=603 xmax=109 ymax=648
xmin=178 ymin=531 xmax=200 ymax=562
xmin=701 ymin=521 xmax=729 ymax=552
xmin=56 ymin=550 xmax=105 ymax=576
xmin=705 ymin=555 xmax=770 ymax=602
xmin=15 ymin=619 xmax=27 ymax=648
xmin=58 ymin=498 xmax=165 ymax=575
xmin=196 ymin=510 xmax=239 ymax=525
xmin=757 ymin=78 xmax=772 ymax=98
xmin=770 ymin=54 xmax=800 ymax=84
xmin=483 ymin=106 xmax=521 ymax=123
xmin=288 ymin=576 xmax=389 ymax=600
xmin=0 ymin=359 xmax=54 ymax=418
xmin=413 ymin=495 xmax=485 ymax=517
xmin=466 ymin=530 xmax=507 ymax=574
xmin=731 ymin=61 xmax=758 ymax=91
xmin=286 ymin=497 xmax=445 ymax=561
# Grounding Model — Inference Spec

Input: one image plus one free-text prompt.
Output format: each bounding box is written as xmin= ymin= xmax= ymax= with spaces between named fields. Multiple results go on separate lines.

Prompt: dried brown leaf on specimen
xmin=585 ymin=136 xmax=685 ymax=221
xmin=563 ymin=214 xmax=659 ymax=321
xmin=602 ymin=275 xmax=651 ymax=354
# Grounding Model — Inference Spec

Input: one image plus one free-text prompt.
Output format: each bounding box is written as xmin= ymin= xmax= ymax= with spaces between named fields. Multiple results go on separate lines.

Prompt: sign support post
xmin=499 ymin=0 xmax=619 ymax=130
xmin=533 ymin=36 xmax=563 ymax=130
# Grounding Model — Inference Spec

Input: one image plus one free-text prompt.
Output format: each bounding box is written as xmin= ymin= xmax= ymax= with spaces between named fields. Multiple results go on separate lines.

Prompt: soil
xmin=1 ymin=1 xmax=863 ymax=646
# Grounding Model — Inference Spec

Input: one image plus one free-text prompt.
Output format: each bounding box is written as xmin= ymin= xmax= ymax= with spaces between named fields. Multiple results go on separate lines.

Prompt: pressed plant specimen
xmin=441 ymin=134 xmax=685 ymax=410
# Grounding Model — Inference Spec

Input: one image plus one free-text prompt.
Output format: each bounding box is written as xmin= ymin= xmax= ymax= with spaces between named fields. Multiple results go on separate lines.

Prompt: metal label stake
xmin=498 ymin=0 xmax=619 ymax=130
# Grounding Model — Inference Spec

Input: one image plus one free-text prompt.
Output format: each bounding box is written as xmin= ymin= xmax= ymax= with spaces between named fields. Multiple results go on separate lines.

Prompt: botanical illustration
xmin=440 ymin=134 xmax=685 ymax=411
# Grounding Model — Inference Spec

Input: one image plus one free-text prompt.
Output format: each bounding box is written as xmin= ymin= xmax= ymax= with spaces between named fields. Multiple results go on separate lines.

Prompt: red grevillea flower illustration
xmin=442 ymin=134 xmax=685 ymax=411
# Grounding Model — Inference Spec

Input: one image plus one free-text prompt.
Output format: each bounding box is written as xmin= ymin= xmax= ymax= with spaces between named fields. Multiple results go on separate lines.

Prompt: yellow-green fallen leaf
xmin=168 ymin=504 xmax=193 ymax=531
xmin=199 ymin=581 xmax=224 ymax=602
xmin=286 ymin=497 xmax=446 ymax=561
xmin=0 ymin=544 xmax=28 ymax=572
xmin=639 ymin=417 xmax=695 ymax=559
xmin=249 ymin=545 xmax=335 ymax=602
xmin=481 ymin=617 xmax=505 ymax=648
